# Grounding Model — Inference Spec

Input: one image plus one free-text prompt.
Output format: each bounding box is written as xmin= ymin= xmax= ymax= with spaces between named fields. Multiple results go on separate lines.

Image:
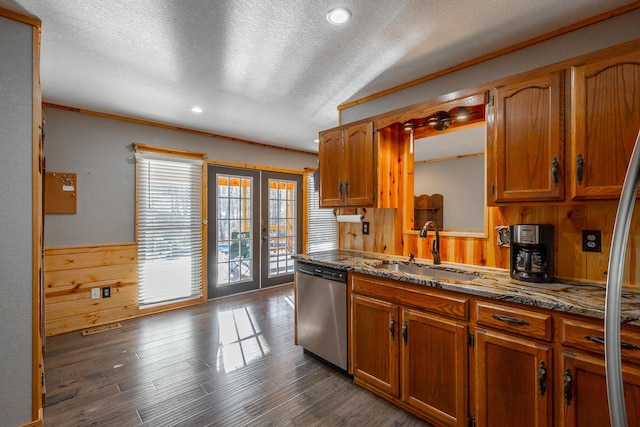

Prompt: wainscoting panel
xmin=44 ymin=243 xmax=138 ymax=336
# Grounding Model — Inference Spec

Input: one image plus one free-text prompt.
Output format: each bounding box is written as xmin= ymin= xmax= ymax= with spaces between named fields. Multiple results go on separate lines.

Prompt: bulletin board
xmin=45 ymin=172 xmax=77 ymax=214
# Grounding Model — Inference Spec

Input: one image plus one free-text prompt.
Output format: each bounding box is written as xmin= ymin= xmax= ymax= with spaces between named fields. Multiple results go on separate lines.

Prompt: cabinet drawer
xmin=475 ymin=301 xmax=552 ymax=341
xmin=559 ymin=318 xmax=640 ymax=364
xmin=352 ymin=274 xmax=469 ymax=321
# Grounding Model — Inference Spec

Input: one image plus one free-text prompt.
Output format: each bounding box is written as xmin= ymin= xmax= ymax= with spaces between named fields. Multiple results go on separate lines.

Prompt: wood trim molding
xmin=0 ymin=6 xmax=41 ymax=27
xmin=132 ymin=142 xmax=206 ymax=160
xmin=337 ymin=1 xmax=640 ymax=111
xmin=416 ymin=152 xmax=484 ymax=165
xmin=206 ymin=158 xmax=306 ymax=175
xmin=45 ymin=103 xmax=317 ymax=156
xmin=31 ymin=22 xmax=43 ymax=423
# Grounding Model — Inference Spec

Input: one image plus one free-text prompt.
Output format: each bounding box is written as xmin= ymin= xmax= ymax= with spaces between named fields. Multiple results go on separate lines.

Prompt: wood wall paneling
xmin=44 ymin=243 xmax=138 ymax=336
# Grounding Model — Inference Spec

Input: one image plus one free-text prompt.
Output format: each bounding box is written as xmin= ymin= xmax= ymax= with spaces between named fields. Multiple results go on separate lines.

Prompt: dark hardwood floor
xmin=43 ymin=284 xmax=431 ymax=426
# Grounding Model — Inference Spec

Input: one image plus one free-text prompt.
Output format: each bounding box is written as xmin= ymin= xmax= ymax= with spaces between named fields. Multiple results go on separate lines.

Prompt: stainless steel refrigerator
xmin=605 ymin=129 xmax=640 ymax=427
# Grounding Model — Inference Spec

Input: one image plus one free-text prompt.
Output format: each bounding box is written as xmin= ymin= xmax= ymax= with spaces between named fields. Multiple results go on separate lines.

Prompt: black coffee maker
xmin=510 ymin=224 xmax=554 ymax=282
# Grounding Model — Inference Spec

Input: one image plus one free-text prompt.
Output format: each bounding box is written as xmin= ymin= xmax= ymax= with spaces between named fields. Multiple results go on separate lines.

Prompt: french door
xmin=207 ymin=165 xmax=301 ymax=298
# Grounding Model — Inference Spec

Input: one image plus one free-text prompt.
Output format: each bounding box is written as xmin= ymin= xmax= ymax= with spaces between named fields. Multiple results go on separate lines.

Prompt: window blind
xmin=306 ymin=171 xmax=337 ymax=252
xmin=135 ymin=153 xmax=203 ymax=306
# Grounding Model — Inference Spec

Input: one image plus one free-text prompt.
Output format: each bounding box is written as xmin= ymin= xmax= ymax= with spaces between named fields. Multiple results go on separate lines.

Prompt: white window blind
xmin=135 ymin=153 xmax=203 ymax=306
xmin=306 ymin=171 xmax=337 ymax=252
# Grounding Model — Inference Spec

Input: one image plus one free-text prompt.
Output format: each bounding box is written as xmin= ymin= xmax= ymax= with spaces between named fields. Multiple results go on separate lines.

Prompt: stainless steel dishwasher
xmin=295 ymin=261 xmax=348 ymax=371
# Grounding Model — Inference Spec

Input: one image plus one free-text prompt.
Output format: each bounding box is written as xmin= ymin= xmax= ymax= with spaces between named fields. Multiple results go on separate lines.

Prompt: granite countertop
xmin=293 ymin=249 xmax=640 ymax=327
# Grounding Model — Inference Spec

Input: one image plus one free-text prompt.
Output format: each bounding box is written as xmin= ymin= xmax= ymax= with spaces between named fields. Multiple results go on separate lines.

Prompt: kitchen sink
xmin=379 ymin=262 xmax=479 ymax=282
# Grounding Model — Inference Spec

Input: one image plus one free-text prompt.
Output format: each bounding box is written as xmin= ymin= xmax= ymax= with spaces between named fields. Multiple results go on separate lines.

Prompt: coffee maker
xmin=510 ymin=224 xmax=554 ymax=282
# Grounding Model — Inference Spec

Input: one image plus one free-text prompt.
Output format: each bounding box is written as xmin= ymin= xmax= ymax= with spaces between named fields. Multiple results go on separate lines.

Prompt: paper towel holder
xmin=333 ymin=207 xmax=366 ymax=220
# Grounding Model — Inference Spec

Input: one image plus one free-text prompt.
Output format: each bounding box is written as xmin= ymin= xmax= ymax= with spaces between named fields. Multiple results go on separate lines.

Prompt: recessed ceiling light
xmin=191 ymin=106 xmax=203 ymax=113
xmin=327 ymin=8 xmax=351 ymax=25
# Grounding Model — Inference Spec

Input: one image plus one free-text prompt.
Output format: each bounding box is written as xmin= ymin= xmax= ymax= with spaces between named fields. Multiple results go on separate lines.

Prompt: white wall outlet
xmin=91 ymin=288 xmax=100 ymax=299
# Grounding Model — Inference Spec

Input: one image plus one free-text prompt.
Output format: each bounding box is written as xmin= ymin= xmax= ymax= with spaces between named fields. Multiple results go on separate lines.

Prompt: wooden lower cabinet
xmin=352 ymin=294 xmax=399 ymax=397
xmin=474 ymin=328 xmax=553 ymax=427
xmin=350 ymin=273 xmax=640 ymax=426
xmin=558 ymin=349 xmax=640 ymax=427
xmin=351 ymin=275 xmax=469 ymax=427
xmin=401 ymin=308 xmax=468 ymax=427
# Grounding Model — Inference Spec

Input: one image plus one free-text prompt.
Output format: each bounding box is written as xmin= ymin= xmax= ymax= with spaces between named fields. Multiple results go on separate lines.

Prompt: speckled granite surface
xmin=293 ymin=249 xmax=640 ymax=326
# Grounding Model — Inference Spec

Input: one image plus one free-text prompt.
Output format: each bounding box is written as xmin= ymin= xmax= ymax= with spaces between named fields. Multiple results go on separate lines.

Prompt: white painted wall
xmin=0 ymin=15 xmax=34 ymax=427
xmin=43 ymin=108 xmax=318 ymax=248
xmin=341 ymin=9 xmax=640 ymax=123
xmin=414 ymin=156 xmax=485 ymax=231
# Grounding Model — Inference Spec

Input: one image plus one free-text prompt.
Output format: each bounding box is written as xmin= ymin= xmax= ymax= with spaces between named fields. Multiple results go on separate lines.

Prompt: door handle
xmin=402 ymin=321 xmax=408 ymax=345
xmin=576 ymin=154 xmax=584 ymax=186
xmin=538 ymin=361 xmax=547 ymax=396
xmin=389 ymin=316 xmax=396 ymax=340
xmin=564 ymin=368 xmax=572 ymax=405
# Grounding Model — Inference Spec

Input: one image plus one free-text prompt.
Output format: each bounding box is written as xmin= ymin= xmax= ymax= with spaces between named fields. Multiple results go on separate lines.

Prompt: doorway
xmin=207 ymin=165 xmax=301 ymax=298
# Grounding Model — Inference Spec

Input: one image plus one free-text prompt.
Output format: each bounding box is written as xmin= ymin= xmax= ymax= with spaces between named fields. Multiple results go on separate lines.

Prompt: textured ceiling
xmin=0 ymin=0 xmax=634 ymax=153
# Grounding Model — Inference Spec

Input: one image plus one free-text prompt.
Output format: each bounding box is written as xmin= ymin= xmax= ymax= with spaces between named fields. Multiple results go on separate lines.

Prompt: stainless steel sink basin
xmin=379 ymin=262 xmax=479 ymax=282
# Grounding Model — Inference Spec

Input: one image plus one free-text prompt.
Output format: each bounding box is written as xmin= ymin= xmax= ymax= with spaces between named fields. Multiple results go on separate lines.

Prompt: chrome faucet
xmin=419 ymin=221 xmax=441 ymax=265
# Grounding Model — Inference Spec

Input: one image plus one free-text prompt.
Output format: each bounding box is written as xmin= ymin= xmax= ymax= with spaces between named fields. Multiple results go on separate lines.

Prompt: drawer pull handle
xmin=584 ymin=335 xmax=640 ymax=351
xmin=538 ymin=361 xmax=547 ymax=396
xmin=390 ymin=316 xmax=396 ymax=340
xmin=564 ymin=368 xmax=572 ymax=405
xmin=492 ymin=314 xmax=530 ymax=326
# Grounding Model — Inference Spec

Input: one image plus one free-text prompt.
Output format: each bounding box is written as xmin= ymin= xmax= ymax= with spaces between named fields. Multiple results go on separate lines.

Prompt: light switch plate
xmin=91 ymin=288 xmax=100 ymax=299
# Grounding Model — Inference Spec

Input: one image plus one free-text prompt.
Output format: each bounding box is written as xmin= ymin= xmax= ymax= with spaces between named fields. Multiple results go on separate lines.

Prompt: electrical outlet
xmin=91 ymin=288 xmax=100 ymax=300
xmin=582 ymin=230 xmax=602 ymax=252
xmin=362 ymin=221 xmax=370 ymax=235
xmin=102 ymin=286 xmax=111 ymax=298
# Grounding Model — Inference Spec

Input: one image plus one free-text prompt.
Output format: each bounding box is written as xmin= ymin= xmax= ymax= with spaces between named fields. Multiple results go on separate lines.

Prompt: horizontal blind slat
xmin=136 ymin=154 xmax=203 ymax=306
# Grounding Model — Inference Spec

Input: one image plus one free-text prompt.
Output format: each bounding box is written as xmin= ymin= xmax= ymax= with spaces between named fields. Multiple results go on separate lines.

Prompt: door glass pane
xmin=268 ymin=179 xmax=296 ymax=277
xmin=217 ymin=173 xmax=253 ymax=286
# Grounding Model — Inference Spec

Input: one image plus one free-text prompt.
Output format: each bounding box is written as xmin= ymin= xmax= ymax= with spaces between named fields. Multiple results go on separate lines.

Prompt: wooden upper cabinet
xmin=318 ymin=121 xmax=376 ymax=207
xmin=318 ymin=128 xmax=343 ymax=207
xmin=343 ymin=122 xmax=375 ymax=206
xmin=570 ymin=50 xmax=640 ymax=200
xmin=489 ymin=71 xmax=564 ymax=203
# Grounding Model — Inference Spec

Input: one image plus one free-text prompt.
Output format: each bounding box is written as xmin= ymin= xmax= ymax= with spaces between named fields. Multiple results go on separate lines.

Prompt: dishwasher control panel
xmin=296 ymin=261 xmax=347 ymax=283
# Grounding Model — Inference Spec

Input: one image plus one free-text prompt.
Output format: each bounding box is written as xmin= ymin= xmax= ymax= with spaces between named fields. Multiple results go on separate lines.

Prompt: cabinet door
xmin=343 ymin=122 xmax=375 ymax=206
xmin=558 ymin=349 xmax=640 ymax=427
xmin=351 ymin=294 xmax=399 ymax=397
xmin=570 ymin=50 xmax=640 ymax=200
xmin=318 ymin=128 xmax=344 ymax=207
xmin=401 ymin=308 xmax=468 ymax=427
xmin=490 ymin=71 xmax=564 ymax=203
xmin=474 ymin=328 xmax=552 ymax=427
